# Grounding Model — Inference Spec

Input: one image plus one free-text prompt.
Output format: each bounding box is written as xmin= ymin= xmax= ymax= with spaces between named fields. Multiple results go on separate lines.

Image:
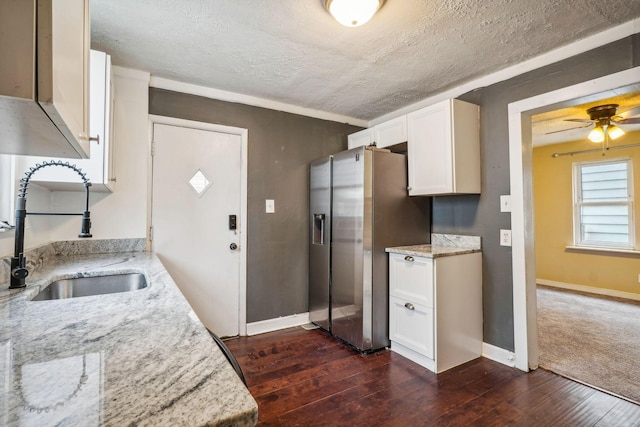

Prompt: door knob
xmin=230 ymin=243 xmax=238 ymax=250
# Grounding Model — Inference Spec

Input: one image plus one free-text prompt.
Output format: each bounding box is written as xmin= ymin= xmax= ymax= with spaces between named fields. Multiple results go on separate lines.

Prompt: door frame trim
xmin=507 ymin=66 xmax=640 ymax=371
xmin=148 ymin=114 xmax=249 ymax=336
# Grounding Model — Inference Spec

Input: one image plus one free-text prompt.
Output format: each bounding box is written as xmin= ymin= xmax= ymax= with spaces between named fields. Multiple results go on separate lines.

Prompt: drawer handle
xmin=404 ymin=302 xmax=415 ymax=311
xmin=404 ymin=256 xmax=414 ymax=262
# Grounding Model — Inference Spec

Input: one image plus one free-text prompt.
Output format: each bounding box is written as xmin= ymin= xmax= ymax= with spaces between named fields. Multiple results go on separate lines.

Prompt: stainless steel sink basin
xmin=31 ymin=273 xmax=147 ymax=301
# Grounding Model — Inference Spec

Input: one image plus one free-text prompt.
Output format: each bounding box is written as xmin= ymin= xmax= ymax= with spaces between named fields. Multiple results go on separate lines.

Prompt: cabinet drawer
xmin=389 ymin=296 xmax=433 ymax=358
xmin=389 ymin=253 xmax=433 ymax=307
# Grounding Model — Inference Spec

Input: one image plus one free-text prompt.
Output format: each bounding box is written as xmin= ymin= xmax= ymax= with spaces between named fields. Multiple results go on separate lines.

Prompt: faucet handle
xmin=11 ymin=266 xmax=28 ymax=280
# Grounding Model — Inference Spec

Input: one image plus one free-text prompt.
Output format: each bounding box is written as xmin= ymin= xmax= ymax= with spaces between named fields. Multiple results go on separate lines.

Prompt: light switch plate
xmin=500 ymin=229 xmax=512 ymax=247
xmin=265 ymin=199 xmax=275 ymax=214
xmin=500 ymin=195 xmax=512 ymax=212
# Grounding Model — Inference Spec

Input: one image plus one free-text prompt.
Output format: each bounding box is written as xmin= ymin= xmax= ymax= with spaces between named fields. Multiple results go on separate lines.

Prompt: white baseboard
xmin=246 ymin=312 xmax=310 ymax=336
xmin=482 ymin=342 xmax=516 ymax=368
xmin=537 ymin=279 xmax=640 ymax=302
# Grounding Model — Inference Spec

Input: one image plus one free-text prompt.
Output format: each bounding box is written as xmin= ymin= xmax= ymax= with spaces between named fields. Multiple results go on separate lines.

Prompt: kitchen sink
xmin=31 ymin=273 xmax=148 ymax=301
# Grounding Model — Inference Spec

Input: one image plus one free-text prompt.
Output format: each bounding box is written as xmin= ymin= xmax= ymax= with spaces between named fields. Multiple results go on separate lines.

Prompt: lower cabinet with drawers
xmin=388 ymin=251 xmax=482 ymax=373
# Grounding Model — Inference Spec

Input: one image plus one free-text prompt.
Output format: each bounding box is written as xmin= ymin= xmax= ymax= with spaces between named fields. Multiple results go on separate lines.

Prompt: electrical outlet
xmin=500 ymin=229 xmax=512 ymax=247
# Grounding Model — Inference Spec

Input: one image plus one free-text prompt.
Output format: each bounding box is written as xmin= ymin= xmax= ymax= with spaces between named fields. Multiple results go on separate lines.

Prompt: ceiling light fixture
xmin=587 ymin=120 xmax=625 ymax=143
xmin=588 ymin=125 xmax=605 ymax=143
xmin=324 ymin=0 xmax=384 ymax=27
xmin=607 ymin=124 xmax=625 ymax=140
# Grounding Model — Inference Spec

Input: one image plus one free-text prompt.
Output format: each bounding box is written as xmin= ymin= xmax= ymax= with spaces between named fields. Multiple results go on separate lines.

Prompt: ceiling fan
xmin=547 ymin=103 xmax=640 ymax=142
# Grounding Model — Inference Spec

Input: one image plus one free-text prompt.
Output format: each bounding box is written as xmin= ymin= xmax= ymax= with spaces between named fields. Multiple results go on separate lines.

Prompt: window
xmin=573 ymin=158 xmax=634 ymax=249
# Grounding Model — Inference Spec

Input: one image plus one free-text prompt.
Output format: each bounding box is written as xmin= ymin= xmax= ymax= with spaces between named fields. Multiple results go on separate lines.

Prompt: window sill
xmin=565 ymin=245 xmax=640 ymax=256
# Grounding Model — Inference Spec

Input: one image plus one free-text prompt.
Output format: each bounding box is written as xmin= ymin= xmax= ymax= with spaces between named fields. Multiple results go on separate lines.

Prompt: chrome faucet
xmin=9 ymin=161 xmax=92 ymax=289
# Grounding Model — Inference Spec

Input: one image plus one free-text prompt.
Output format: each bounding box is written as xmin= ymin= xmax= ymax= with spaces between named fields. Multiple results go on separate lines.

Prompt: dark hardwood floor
xmin=225 ymin=327 xmax=640 ymax=426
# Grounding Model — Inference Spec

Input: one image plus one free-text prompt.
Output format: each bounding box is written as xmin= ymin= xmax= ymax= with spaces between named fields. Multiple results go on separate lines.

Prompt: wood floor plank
xmin=225 ymin=327 xmax=640 ymax=426
xmin=595 ymin=400 xmax=640 ymax=426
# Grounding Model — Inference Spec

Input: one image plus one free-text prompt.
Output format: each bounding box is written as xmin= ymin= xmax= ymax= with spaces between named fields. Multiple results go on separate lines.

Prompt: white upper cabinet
xmin=374 ymin=116 xmax=407 ymax=148
xmin=0 ymin=0 xmax=90 ymax=158
xmin=347 ymin=116 xmax=408 ymax=150
xmin=16 ymin=50 xmax=115 ymax=192
xmin=347 ymin=128 xmax=374 ymax=149
xmin=407 ymin=99 xmax=480 ymax=196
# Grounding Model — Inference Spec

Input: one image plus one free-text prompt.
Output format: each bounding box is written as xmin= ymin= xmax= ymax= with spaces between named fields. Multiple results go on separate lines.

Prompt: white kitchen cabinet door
xmin=407 ymin=99 xmax=480 ymax=195
xmin=389 ymin=253 xmax=433 ymax=307
xmin=0 ymin=0 xmax=90 ymax=158
xmin=16 ymin=50 xmax=114 ymax=192
xmin=389 ymin=296 xmax=434 ymax=358
xmin=374 ymin=116 xmax=407 ymax=148
xmin=347 ymin=128 xmax=374 ymax=149
xmin=38 ymin=0 xmax=91 ymax=157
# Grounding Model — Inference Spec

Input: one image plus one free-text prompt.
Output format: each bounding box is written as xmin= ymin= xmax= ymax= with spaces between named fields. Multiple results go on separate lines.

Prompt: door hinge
xmin=151 ymin=142 xmax=155 ymax=156
xmin=148 ymin=225 xmax=153 ymax=241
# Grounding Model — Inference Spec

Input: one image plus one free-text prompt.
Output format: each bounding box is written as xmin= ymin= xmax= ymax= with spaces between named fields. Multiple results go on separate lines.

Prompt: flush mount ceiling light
xmin=323 ymin=0 xmax=385 ymax=27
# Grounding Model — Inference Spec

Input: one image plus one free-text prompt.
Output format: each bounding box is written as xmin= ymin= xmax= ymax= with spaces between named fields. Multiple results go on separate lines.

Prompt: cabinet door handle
xmin=404 ymin=302 xmax=415 ymax=311
xmin=404 ymin=256 xmax=414 ymax=262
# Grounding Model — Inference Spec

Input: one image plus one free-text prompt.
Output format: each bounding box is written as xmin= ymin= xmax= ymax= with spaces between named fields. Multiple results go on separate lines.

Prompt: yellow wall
xmin=533 ymin=130 xmax=640 ymax=295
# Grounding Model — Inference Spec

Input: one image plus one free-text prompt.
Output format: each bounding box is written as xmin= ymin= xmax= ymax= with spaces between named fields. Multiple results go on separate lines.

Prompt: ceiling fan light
xmin=324 ymin=0 xmax=383 ymax=27
xmin=607 ymin=125 xmax=625 ymax=140
xmin=588 ymin=126 xmax=605 ymax=143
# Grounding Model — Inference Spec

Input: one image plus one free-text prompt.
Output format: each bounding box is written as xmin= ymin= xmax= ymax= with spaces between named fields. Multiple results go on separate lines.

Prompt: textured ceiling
xmin=90 ymin=0 xmax=640 ymax=123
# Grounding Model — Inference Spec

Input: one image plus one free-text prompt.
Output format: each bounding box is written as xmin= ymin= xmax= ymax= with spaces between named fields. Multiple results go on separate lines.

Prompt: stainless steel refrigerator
xmin=309 ymin=146 xmax=431 ymax=352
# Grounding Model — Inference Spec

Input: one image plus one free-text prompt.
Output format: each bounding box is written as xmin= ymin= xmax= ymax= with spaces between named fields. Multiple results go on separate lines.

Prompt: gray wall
xmin=149 ymin=33 xmax=639 ymax=346
xmin=148 ymin=89 xmax=362 ymax=322
xmin=433 ymin=34 xmax=640 ymax=351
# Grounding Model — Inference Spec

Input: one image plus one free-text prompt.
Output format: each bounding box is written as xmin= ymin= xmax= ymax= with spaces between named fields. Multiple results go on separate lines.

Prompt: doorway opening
xmin=530 ymin=93 xmax=640 ymax=402
xmin=507 ymin=66 xmax=640 ymax=373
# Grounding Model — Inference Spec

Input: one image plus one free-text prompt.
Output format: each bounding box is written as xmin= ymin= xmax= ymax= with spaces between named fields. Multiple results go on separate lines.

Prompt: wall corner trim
xmin=149 ymin=76 xmax=368 ymax=128
xmin=482 ymin=342 xmax=517 ymax=368
xmin=246 ymin=312 xmax=311 ymax=336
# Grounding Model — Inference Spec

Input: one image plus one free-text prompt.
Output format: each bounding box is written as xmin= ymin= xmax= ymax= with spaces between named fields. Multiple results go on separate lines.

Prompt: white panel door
xmin=152 ymin=123 xmax=241 ymax=337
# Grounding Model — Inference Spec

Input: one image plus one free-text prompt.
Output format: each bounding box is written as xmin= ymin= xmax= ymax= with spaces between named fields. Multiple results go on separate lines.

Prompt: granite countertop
xmin=0 ymin=240 xmax=258 ymax=427
xmin=386 ymin=234 xmax=482 ymax=258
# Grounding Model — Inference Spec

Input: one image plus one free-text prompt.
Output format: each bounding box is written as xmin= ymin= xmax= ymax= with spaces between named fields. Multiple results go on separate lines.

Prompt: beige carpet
xmin=537 ymin=285 xmax=640 ymax=404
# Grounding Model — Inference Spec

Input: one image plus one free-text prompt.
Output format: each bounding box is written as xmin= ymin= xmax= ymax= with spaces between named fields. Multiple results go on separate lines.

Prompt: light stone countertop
xmin=386 ymin=234 xmax=482 ymax=258
xmin=0 ymin=240 xmax=258 ymax=427
xmin=385 ymin=244 xmax=481 ymax=258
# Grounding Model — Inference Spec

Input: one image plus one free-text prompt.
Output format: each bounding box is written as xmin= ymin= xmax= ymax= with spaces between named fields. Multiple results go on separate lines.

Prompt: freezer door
xmin=309 ymin=157 xmax=332 ymax=331
xmin=331 ymin=147 xmax=370 ymax=350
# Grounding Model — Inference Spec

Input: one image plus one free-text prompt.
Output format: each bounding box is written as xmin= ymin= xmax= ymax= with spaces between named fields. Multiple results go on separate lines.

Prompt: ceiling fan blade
xmin=545 ymin=123 xmax=593 ymax=135
xmin=614 ymin=118 xmax=640 ymax=125
xmin=564 ymin=118 xmax=593 ymax=123
xmin=615 ymin=105 xmax=640 ymax=120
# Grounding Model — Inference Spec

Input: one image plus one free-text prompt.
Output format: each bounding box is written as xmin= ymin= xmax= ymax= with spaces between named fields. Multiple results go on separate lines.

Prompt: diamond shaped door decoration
xmin=188 ymin=169 xmax=212 ymax=198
